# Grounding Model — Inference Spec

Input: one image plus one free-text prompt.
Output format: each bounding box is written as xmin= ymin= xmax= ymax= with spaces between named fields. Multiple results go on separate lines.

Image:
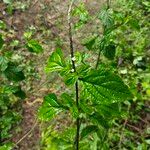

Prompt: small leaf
xmin=102 ymin=43 xmax=116 ymax=60
xmin=0 ymin=20 xmax=6 ymax=29
xmin=128 ymin=18 xmax=140 ymax=30
xmin=61 ymin=93 xmax=78 ymax=118
xmin=64 ymin=73 xmax=78 ymax=86
xmin=99 ymin=9 xmax=114 ymax=29
xmin=44 ymin=93 xmax=60 ymax=107
xmin=38 ymin=103 xmax=57 ymax=121
xmin=13 ymin=86 xmax=26 ymax=99
xmin=81 ymin=125 xmax=98 ymax=139
xmin=45 ymin=48 xmax=66 ymax=72
xmin=0 ymin=56 xmax=8 ymax=71
xmin=82 ymin=36 xmax=97 ymax=50
xmin=4 ymin=63 xmax=25 ymax=81
xmin=26 ymin=40 xmax=43 ymax=53
xmin=0 ymin=34 xmax=4 ymax=49
xmin=38 ymin=93 xmax=61 ymax=121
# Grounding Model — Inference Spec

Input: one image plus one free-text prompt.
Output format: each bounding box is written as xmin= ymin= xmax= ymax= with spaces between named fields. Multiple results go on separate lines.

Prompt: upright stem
xmin=68 ymin=1 xmax=80 ymax=150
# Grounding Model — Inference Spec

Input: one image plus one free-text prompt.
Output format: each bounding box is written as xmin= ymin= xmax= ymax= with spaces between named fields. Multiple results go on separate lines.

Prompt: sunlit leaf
xmin=45 ymin=48 xmax=66 ymax=72
xmin=80 ymin=69 xmax=132 ymax=104
xmin=26 ymin=40 xmax=43 ymax=53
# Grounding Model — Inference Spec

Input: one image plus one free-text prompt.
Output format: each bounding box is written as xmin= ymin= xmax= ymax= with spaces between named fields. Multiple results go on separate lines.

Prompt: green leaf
xmin=128 ymin=18 xmax=140 ymax=30
xmin=72 ymin=3 xmax=89 ymax=30
xmin=38 ymin=93 xmax=61 ymax=121
xmin=0 ymin=34 xmax=4 ymax=49
xmin=79 ymin=101 xmax=93 ymax=115
xmin=64 ymin=73 xmax=78 ymax=86
xmin=45 ymin=48 xmax=66 ymax=72
xmin=81 ymin=125 xmax=98 ymax=139
xmin=13 ymin=86 xmax=26 ymax=99
xmin=44 ymin=93 xmax=60 ymax=107
xmin=102 ymin=43 xmax=116 ymax=60
xmin=90 ymin=113 xmax=110 ymax=128
xmin=82 ymin=36 xmax=97 ymax=51
xmin=80 ymin=69 xmax=132 ymax=104
xmin=38 ymin=103 xmax=57 ymax=121
xmin=0 ymin=56 xmax=8 ymax=71
xmin=26 ymin=40 xmax=43 ymax=53
xmin=95 ymin=103 xmax=126 ymax=119
xmin=0 ymin=20 xmax=6 ymax=29
xmin=61 ymin=93 xmax=78 ymax=118
xmin=4 ymin=63 xmax=25 ymax=81
xmin=99 ymin=9 xmax=114 ymax=29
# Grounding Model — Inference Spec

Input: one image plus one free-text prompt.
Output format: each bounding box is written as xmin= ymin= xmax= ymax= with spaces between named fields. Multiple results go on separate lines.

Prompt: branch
xmin=67 ymin=1 xmax=80 ymax=150
xmin=13 ymin=118 xmax=38 ymax=148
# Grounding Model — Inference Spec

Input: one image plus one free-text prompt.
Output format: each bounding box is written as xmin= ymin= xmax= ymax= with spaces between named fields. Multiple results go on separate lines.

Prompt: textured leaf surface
xmin=80 ymin=69 xmax=132 ymax=104
xmin=45 ymin=48 xmax=66 ymax=72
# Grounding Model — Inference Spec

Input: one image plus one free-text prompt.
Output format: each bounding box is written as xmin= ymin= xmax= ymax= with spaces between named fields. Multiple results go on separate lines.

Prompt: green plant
xmin=0 ymin=20 xmax=26 ymax=146
xmin=39 ymin=1 xmax=132 ymax=150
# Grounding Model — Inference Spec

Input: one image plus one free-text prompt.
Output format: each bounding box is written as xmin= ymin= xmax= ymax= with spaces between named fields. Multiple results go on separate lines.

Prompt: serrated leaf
xmin=45 ymin=48 xmax=66 ymax=72
xmin=26 ymin=40 xmax=43 ymax=53
xmin=4 ymin=63 xmax=25 ymax=81
xmin=81 ymin=125 xmax=98 ymax=139
xmin=0 ymin=56 xmax=8 ymax=71
xmin=0 ymin=34 xmax=4 ymax=50
xmin=80 ymin=69 xmax=132 ymax=104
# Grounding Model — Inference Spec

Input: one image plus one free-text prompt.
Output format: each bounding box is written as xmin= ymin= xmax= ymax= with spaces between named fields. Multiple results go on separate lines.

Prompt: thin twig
xmin=13 ymin=118 xmax=38 ymax=148
xmin=67 ymin=1 xmax=80 ymax=150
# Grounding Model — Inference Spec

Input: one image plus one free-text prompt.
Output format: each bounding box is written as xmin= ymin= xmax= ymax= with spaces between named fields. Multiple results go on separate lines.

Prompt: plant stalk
xmin=68 ymin=1 xmax=80 ymax=150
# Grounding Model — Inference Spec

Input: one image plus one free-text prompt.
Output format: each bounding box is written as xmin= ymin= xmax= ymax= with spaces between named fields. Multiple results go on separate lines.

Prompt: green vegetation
xmin=0 ymin=0 xmax=149 ymax=149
